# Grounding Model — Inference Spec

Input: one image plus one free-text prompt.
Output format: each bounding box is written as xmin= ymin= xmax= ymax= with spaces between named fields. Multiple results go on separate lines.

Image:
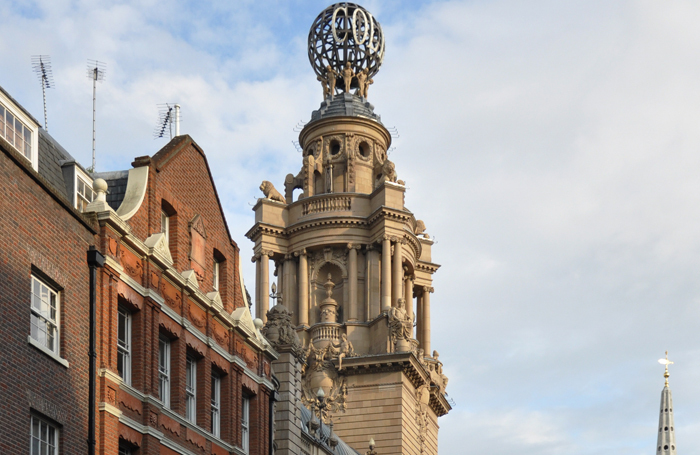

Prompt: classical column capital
xmin=365 ymin=244 xmax=375 ymax=251
xmin=422 ymin=286 xmax=434 ymax=293
xmin=251 ymin=254 xmax=259 ymax=263
xmin=264 ymin=250 xmax=274 ymax=258
xmin=284 ymin=253 xmax=293 ymax=260
xmin=382 ymin=234 xmax=391 ymax=241
xmin=347 ymin=243 xmax=362 ymax=251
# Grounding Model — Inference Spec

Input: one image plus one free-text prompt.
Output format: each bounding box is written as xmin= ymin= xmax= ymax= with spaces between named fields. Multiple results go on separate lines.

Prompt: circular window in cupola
xmin=358 ymin=141 xmax=370 ymax=158
xmin=330 ymin=139 xmax=341 ymax=156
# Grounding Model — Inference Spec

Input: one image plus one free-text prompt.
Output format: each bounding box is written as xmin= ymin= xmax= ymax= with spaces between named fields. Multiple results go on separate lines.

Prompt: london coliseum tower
xmin=248 ymin=4 xmax=451 ymax=454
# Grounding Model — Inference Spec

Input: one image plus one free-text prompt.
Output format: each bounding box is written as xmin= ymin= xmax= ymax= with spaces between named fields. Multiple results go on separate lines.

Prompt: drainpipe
xmin=87 ymin=246 xmax=105 ymax=455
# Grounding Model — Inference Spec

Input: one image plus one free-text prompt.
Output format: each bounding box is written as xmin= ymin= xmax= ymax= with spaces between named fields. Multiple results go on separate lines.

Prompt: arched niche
xmin=309 ymin=261 xmax=346 ymax=325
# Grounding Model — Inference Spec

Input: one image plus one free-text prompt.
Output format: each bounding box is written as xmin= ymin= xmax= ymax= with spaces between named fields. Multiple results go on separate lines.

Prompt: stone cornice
xmin=416 ymin=261 xmax=441 ymax=273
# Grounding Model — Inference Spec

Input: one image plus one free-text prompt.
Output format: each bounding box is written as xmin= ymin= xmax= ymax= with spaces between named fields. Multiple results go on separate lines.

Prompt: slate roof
xmin=299 ymin=404 xmax=361 ymax=455
xmin=93 ymin=170 xmax=129 ymax=211
xmin=38 ymin=129 xmax=75 ymax=201
xmin=310 ymin=92 xmax=382 ymax=124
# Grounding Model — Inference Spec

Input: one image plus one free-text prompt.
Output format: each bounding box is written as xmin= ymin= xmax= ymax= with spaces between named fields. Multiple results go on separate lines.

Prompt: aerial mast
xmin=31 ymin=55 xmax=54 ymax=131
xmin=86 ymin=60 xmax=106 ymax=172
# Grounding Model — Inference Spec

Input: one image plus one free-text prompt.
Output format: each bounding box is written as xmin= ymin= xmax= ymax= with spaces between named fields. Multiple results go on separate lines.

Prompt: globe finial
xmin=309 ymin=3 xmax=384 ymax=99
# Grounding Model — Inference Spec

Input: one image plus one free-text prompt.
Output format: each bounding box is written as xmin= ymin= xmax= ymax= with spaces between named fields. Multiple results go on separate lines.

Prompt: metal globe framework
xmin=308 ymin=3 xmax=385 ymax=90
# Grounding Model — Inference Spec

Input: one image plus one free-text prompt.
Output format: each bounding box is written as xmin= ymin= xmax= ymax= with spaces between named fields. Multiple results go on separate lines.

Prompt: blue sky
xmin=3 ymin=1 xmax=700 ymax=454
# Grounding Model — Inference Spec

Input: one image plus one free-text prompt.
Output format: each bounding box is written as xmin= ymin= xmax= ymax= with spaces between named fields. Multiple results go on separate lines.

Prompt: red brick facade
xmin=95 ymin=136 xmax=275 ymax=455
xmin=0 ymin=136 xmax=97 ymax=455
xmin=0 ymin=126 xmax=275 ymax=455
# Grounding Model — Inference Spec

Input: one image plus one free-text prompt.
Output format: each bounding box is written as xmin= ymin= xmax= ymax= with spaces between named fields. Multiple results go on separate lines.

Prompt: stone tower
xmin=656 ymin=353 xmax=677 ymax=455
xmin=248 ymin=4 xmax=451 ymax=454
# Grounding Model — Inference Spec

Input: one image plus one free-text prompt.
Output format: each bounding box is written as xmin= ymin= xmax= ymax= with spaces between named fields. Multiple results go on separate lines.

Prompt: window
xmin=241 ymin=396 xmax=250 ymax=453
xmin=117 ymin=307 xmax=132 ymax=385
xmin=118 ymin=440 xmax=133 ymax=455
xmin=185 ymin=356 xmax=197 ymax=423
xmin=211 ymin=372 xmax=221 ymax=437
xmin=30 ymin=416 xmax=58 ymax=455
xmin=213 ymin=259 xmax=220 ymax=291
xmin=159 ymin=336 xmax=170 ymax=408
xmin=0 ymin=102 xmax=32 ymax=161
xmin=30 ymin=276 xmax=59 ymax=354
xmin=161 ymin=211 xmax=169 ymax=243
xmin=76 ymin=177 xmax=95 ymax=212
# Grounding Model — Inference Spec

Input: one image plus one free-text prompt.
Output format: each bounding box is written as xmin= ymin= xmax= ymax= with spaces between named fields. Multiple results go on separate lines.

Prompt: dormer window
xmin=76 ymin=176 xmax=95 ymax=212
xmin=0 ymin=95 xmax=38 ymax=170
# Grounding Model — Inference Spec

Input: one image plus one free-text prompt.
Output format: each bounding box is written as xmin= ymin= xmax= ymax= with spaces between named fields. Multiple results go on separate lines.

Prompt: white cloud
xmin=3 ymin=1 xmax=700 ymax=454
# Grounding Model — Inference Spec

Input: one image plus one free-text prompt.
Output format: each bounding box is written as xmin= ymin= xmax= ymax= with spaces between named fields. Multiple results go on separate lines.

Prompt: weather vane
xmin=658 ymin=351 xmax=674 ymax=387
xmin=308 ymin=3 xmax=385 ymax=99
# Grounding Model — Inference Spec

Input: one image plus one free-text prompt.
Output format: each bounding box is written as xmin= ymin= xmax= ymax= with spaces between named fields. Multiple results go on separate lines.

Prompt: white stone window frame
xmin=241 ymin=396 xmax=250 ymax=453
xmin=161 ymin=211 xmax=170 ymax=243
xmin=159 ymin=336 xmax=171 ymax=408
xmin=28 ymin=275 xmax=68 ymax=367
xmin=0 ymin=93 xmax=39 ymax=171
xmin=117 ymin=307 xmax=132 ymax=385
xmin=185 ymin=356 xmax=197 ymax=424
xmin=30 ymin=415 xmax=59 ymax=455
xmin=75 ymin=167 xmax=95 ymax=212
xmin=211 ymin=371 xmax=221 ymax=437
xmin=213 ymin=259 xmax=220 ymax=291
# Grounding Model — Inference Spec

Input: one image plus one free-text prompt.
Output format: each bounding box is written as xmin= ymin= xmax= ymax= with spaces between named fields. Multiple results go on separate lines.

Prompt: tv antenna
xmin=154 ymin=103 xmax=180 ymax=139
xmin=31 ymin=55 xmax=54 ymax=132
xmin=87 ymin=59 xmax=106 ymax=172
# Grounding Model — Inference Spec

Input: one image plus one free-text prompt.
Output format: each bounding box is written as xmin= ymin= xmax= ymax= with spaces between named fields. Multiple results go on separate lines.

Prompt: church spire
xmin=656 ymin=352 xmax=676 ymax=455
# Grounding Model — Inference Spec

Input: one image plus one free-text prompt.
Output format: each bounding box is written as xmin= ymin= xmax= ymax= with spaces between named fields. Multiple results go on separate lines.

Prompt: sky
xmin=2 ymin=0 xmax=700 ymax=453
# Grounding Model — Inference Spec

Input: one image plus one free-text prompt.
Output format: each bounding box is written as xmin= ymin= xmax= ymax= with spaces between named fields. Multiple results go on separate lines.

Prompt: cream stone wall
xmin=248 ymin=103 xmax=449 ymax=454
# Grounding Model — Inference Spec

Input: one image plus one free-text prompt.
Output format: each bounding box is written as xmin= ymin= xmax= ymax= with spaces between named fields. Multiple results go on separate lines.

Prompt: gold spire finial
xmin=658 ymin=351 xmax=674 ymax=387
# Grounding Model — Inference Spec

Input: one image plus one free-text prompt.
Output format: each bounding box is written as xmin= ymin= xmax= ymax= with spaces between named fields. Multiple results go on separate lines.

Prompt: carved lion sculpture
xmin=415 ymin=220 xmax=429 ymax=238
xmin=382 ymin=160 xmax=398 ymax=183
xmin=259 ymin=180 xmax=285 ymax=203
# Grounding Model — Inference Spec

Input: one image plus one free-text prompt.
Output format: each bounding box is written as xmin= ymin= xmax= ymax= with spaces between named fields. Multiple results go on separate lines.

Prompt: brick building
xmin=0 ymin=84 xmax=280 ymax=455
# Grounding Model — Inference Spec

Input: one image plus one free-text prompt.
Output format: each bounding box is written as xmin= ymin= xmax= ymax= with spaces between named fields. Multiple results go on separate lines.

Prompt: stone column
xmin=260 ymin=251 xmax=271 ymax=322
xmin=381 ymin=236 xmax=392 ymax=313
xmin=366 ymin=245 xmax=380 ymax=320
xmin=297 ymin=250 xmax=309 ymax=327
xmin=416 ymin=291 xmax=423 ymax=348
xmin=392 ymin=238 xmax=403 ymax=307
xmin=283 ymin=254 xmax=297 ymax=314
xmin=422 ymin=286 xmax=433 ymax=355
xmin=253 ymin=254 xmax=261 ymax=319
xmin=348 ymin=244 xmax=358 ymax=321
xmin=404 ymin=272 xmax=414 ymax=337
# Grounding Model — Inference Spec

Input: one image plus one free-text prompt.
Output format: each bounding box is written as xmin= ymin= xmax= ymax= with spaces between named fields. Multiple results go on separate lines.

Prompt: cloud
xmin=3 ymin=1 xmax=700 ymax=454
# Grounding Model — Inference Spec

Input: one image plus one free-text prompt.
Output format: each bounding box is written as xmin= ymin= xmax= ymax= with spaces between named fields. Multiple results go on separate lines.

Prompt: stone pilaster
xmin=422 ymin=286 xmax=433 ymax=355
xmin=381 ymin=236 xmax=391 ymax=312
xmin=392 ymin=238 xmax=403 ymax=307
xmin=348 ymin=243 xmax=359 ymax=321
xmin=296 ymin=249 xmax=309 ymax=327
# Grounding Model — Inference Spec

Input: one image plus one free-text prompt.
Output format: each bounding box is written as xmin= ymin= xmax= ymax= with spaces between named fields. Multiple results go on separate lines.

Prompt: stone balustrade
xmin=302 ymin=195 xmax=351 ymax=216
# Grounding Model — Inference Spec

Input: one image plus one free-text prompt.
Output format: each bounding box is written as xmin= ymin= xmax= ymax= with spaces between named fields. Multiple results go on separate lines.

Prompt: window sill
xmin=27 ymin=336 xmax=69 ymax=368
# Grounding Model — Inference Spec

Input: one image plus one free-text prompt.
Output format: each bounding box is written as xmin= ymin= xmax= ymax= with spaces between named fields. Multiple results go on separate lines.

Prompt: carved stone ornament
xmin=415 ymin=384 xmax=431 ymax=454
xmin=260 ymin=180 xmax=286 ymax=203
xmin=389 ymin=298 xmax=414 ymax=352
xmin=144 ymin=232 xmax=173 ymax=264
xmin=262 ymin=303 xmax=304 ymax=359
xmin=301 ymin=343 xmax=348 ymax=420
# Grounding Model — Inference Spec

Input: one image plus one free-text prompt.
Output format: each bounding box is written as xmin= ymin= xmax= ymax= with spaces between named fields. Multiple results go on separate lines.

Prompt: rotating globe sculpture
xmin=308 ymin=3 xmax=385 ymax=98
